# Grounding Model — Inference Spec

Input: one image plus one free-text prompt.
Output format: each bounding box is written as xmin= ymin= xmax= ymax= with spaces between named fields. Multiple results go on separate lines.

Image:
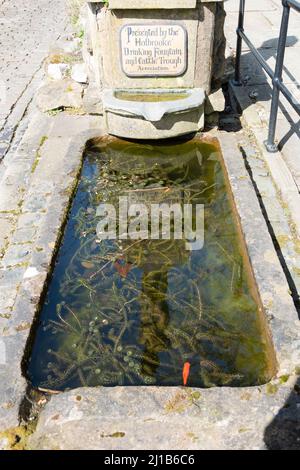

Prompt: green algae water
xmin=114 ymin=91 xmax=188 ymax=102
xmin=27 ymin=138 xmax=273 ymax=391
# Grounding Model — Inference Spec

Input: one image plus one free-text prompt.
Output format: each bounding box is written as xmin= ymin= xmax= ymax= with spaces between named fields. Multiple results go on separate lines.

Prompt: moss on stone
xmin=190 ymin=391 xmax=201 ymax=401
xmin=0 ymin=423 xmax=36 ymax=450
xmin=31 ymin=135 xmax=48 ymax=174
xmin=100 ymin=432 xmax=125 ymax=438
xmin=238 ymin=427 xmax=251 ymax=433
xmin=165 ymin=391 xmax=191 ymax=414
xmin=46 ymin=108 xmax=64 ymax=117
xmin=279 ymin=374 xmax=290 ymax=384
xmin=277 ymin=235 xmax=290 ymax=248
xmin=266 ymin=383 xmax=278 ymax=395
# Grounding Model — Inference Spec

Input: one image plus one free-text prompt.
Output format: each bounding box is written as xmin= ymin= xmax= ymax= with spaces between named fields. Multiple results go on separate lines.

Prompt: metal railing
xmin=234 ymin=0 xmax=300 ymax=152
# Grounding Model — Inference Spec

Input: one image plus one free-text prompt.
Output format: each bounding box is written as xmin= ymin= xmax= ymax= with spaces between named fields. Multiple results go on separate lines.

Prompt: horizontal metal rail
xmin=288 ymin=0 xmax=300 ymax=13
xmin=234 ymin=0 xmax=300 ymax=152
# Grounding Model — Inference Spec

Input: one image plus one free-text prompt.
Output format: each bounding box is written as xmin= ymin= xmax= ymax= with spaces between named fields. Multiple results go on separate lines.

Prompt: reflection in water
xmin=140 ymin=268 xmax=170 ymax=378
xmin=27 ymin=138 xmax=273 ymax=391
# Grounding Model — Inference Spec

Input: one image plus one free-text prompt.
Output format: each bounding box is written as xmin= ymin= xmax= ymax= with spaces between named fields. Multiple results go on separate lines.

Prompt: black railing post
xmin=233 ymin=0 xmax=246 ymax=86
xmin=265 ymin=0 xmax=291 ymax=152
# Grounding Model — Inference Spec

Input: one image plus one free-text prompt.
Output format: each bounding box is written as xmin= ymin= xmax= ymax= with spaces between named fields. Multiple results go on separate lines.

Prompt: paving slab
xmin=28 ymin=382 xmax=300 ymax=450
xmin=0 ymin=110 xmax=101 ymax=431
xmin=225 ymin=0 xmax=300 ymax=239
xmin=0 ymin=0 xmax=68 ymax=162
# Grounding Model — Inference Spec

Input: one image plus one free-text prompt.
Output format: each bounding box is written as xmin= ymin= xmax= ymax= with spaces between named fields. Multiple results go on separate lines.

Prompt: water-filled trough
xmin=28 ymin=137 xmax=274 ymax=391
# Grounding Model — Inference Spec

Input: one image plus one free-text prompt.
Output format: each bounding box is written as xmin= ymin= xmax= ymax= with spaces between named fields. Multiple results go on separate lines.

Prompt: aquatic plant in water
xmin=28 ymin=139 xmax=271 ymax=391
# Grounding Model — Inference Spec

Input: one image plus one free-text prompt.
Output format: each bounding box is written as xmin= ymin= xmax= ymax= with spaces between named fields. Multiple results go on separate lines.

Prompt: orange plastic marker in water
xmin=182 ymin=362 xmax=191 ymax=386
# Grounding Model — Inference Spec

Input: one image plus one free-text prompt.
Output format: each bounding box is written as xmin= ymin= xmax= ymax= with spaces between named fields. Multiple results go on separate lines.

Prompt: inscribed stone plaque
xmin=120 ymin=24 xmax=188 ymax=77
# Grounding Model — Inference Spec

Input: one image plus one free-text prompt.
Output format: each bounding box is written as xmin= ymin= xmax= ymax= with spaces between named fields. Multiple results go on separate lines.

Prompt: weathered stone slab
xmin=105 ymin=105 xmax=204 ymax=139
xmin=71 ymin=63 xmax=88 ymax=84
xmin=83 ymin=83 xmax=103 ymax=115
xmin=0 ymin=111 xmax=102 ymax=436
xmin=36 ymin=80 xmax=83 ymax=113
xmin=0 ymin=0 xmax=67 ymax=155
xmin=28 ymin=380 xmax=299 ymax=450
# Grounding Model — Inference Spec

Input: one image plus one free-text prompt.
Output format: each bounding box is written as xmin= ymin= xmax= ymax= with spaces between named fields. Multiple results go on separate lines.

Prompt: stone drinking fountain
xmin=84 ymin=0 xmax=226 ymax=139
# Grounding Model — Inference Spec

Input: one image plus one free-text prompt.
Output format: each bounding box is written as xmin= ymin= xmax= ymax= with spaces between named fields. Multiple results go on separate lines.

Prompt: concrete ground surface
xmin=225 ymin=0 xmax=300 ymax=229
xmin=0 ymin=0 xmax=67 ymax=163
xmin=225 ymin=0 xmax=300 ymax=324
xmin=0 ymin=0 xmax=299 ymax=451
xmin=226 ymin=0 xmax=300 ymax=183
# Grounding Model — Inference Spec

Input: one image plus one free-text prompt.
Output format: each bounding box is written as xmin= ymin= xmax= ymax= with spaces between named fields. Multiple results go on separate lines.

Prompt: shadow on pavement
xmin=264 ymin=377 xmax=300 ymax=450
xmin=229 ymin=36 xmax=300 ymax=151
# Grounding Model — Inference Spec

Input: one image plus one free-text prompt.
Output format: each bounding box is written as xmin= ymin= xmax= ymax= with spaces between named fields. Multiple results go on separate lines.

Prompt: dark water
xmin=27 ymin=138 xmax=274 ymax=391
